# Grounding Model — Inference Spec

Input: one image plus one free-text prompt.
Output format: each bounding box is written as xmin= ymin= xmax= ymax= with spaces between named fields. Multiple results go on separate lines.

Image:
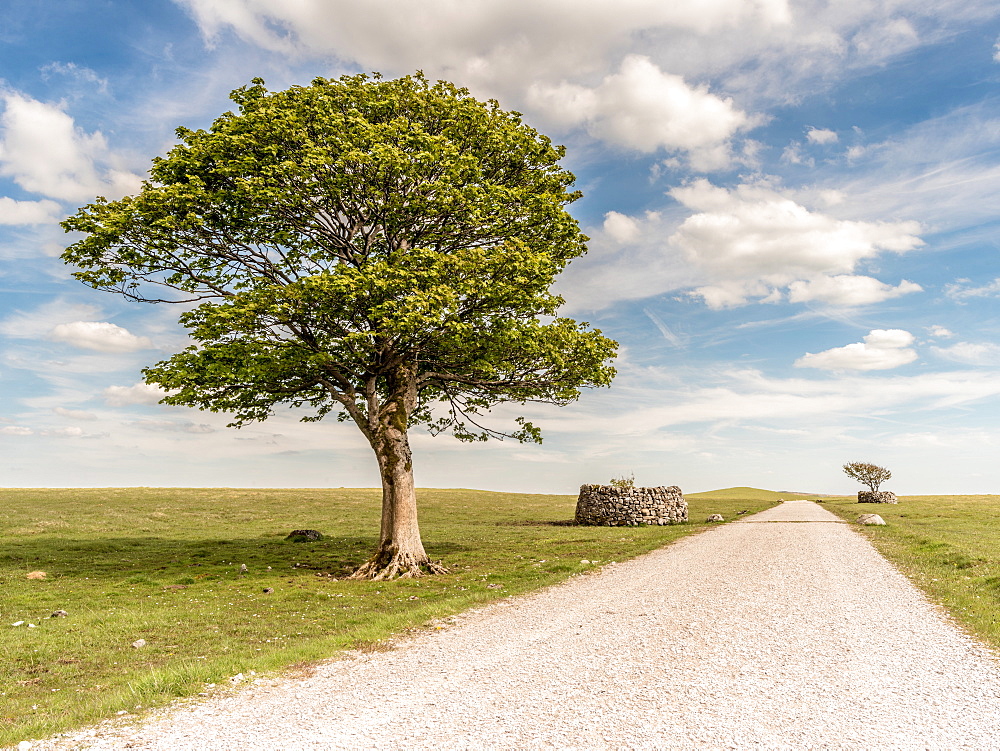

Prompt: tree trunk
xmin=349 ymin=366 xmax=447 ymax=580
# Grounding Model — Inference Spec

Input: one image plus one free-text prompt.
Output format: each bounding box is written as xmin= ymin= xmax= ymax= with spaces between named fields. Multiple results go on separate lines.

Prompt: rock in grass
xmin=263 ymin=587 xmax=274 ymax=594
xmin=858 ymin=514 xmax=887 ymax=525
xmin=131 ymin=638 xmax=147 ymax=649
xmin=50 ymin=610 xmax=68 ymax=618
xmin=285 ymin=529 xmax=324 ymax=542
xmin=26 ymin=571 xmax=46 ymax=580
xmin=706 ymin=514 xmax=724 ymax=522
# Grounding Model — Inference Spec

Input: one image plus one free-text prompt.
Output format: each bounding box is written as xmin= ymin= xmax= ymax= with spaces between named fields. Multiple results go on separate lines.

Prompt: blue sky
xmin=3 ymin=1 xmax=1000 ymax=494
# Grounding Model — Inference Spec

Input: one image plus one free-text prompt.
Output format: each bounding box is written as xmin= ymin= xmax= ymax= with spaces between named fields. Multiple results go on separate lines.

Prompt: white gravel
xmin=25 ymin=501 xmax=1000 ymax=750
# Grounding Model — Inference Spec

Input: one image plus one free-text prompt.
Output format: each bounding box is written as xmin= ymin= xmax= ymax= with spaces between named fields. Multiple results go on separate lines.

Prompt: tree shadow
xmin=2 ymin=535 xmax=476 ymax=583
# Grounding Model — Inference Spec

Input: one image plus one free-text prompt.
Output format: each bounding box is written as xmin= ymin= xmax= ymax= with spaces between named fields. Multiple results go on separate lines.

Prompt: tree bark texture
xmin=350 ymin=365 xmax=447 ymax=580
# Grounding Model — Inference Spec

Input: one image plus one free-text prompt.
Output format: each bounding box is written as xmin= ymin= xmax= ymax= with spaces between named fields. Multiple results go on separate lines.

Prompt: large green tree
xmin=62 ymin=73 xmax=617 ymax=579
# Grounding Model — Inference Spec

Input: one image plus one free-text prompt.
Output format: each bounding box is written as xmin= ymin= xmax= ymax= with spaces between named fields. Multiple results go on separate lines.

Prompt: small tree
xmin=842 ymin=462 xmax=892 ymax=493
xmin=62 ymin=73 xmax=618 ymax=580
xmin=609 ymin=473 xmax=635 ymax=489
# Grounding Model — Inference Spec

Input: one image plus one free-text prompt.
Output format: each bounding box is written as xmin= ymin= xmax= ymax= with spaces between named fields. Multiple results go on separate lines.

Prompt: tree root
xmin=349 ymin=551 xmax=449 ymax=581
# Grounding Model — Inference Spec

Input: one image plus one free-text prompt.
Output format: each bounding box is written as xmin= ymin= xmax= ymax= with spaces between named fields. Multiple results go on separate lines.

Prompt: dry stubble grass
xmin=0 ymin=486 xmax=778 ymax=747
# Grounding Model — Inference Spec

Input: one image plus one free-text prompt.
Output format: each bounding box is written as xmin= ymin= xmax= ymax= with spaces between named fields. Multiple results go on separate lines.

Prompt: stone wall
xmin=575 ymin=485 xmax=687 ymax=526
xmin=858 ymin=491 xmax=898 ymax=504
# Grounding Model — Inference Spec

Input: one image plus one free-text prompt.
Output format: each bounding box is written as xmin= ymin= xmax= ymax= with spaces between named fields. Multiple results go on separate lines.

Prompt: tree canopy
xmin=842 ymin=462 xmax=892 ymax=493
xmin=62 ymin=73 xmax=618 ymax=578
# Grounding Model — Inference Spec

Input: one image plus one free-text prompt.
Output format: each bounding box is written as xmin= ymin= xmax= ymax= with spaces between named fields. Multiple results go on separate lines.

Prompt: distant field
xmin=0 ymin=486 xmax=778 ymax=746
xmin=821 ymin=494 xmax=1000 ymax=652
xmin=686 ymin=486 xmax=811 ymax=501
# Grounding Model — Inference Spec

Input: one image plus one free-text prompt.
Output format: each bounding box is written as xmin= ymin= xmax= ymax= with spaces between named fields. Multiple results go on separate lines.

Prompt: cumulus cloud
xmin=0 ymin=196 xmax=62 ymax=224
xmin=555 ymin=207 xmax=699 ymax=313
xmin=47 ymin=426 xmax=85 ymax=437
xmin=668 ymin=179 xmax=924 ymax=308
xmin=178 ymin=0 xmax=792 ymax=73
xmin=795 ymin=329 xmax=917 ymax=371
xmin=806 ymin=127 xmax=838 ymax=144
xmin=103 ymin=382 xmax=169 ymax=406
xmin=0 ymin=91 xmax=142 ymax=203
xmin=787 ymin=275 xmax=921 ymax=306
xmin=527 ymin=55 xmax=754 ymax=168
xmin=602 ymin=211 xmax=642 ymax=243
xmin=0 ymin=299 xmax=102 ymax=339
xmin=0 ymin=425 xmax=33 ymax=436
xmin=50 ymin=321 xmax=153 ymax=353
xmin=928 ymin=325 xmax=954 ymax=338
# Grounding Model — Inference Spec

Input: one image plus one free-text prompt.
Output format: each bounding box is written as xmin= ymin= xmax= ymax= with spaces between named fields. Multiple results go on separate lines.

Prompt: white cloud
xmin=527 ymin=55 xmax=754 ymax=168
xmin=945 ymin=277 xmax=1000 ymax=300
xmin=602 ymin=211 xmax=642 ymax=243
xmin=538 ymin=365 xmax=1000 ymax=442
xmin=178 ymin=0 xmax=793 ymax=77
xmin=781 ymin=142 xmax=812 ymax=166
xmin=46 ymin=426 xmax=85 ymax=437
xmin=795 ymin=329 xmax=917 ymax=371
xmin=928 ymin=325 xmax=954 ymax=338
xmin=103 ymin=382 xmax=169 ymax=406
xmin=851 ymin=17 xmax=919 ymax=62
xmin=786 ymin=275 xmax=921 ymax=306
xmin=932 ymin=342 xmax=1000 ymax=366
xmin=0 ymin=196 xmax=62 ymax=224
xmin=668 ymin=178 xmax=924 ymax=308
xmin=995 ymin=35 xmax=1000 ymax=63
xmin=39 ymin=62 xmax=109 ymax=94
xmin=0 ymin=425 xmax=33 ymax=436
xmin=555 ymin=207 xmax=699 ymax=313
xmin=50 ymin=321 xmax=153 ymax=353
xmin=53 ymin=406 xmax=97 ymax=421
xmin=0 ymin=299 xmax=102 ymax=339
xmin=0 ymin=91 xmax=142 ymax=203
xmin=806 ymin=127 xmax=838 ymax=144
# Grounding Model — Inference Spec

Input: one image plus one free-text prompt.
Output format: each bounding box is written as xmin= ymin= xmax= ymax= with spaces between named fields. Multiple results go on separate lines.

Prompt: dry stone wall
xmin=858 ymin=491 xmax=898 ymax=504
xmin=575 ymin=485 xmax=687 ymax=526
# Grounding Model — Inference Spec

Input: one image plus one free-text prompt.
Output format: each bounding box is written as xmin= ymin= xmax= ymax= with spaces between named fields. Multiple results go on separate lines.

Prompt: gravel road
xmin=27 ymin=501 xmax=1000 ymax=750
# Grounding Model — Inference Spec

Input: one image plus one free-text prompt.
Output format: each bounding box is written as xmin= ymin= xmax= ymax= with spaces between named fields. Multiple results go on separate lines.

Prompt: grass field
xmin=0 ymin=486 xmax=780 ymax=747
xmin=821 ymin=494 xmax=1000 ymax=652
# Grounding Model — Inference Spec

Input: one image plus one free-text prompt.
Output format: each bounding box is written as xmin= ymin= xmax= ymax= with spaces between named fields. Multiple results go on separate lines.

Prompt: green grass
xmin=821 ymin=494 xmax=1000 ymax=651
xmin=0 ymin=486 xmax=777 ymax=746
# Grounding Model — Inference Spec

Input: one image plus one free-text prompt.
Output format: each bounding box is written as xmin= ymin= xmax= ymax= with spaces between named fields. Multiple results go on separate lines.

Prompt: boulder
xmin=858 ymin=491 xmax=897 ymax=504
xmin=285 ymin=529 xmax=324 ymax=542
xmin=706 ymin=514 xmax=724 ymax=523
xmin=857 ymin=514 xmax=886 ymax=525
